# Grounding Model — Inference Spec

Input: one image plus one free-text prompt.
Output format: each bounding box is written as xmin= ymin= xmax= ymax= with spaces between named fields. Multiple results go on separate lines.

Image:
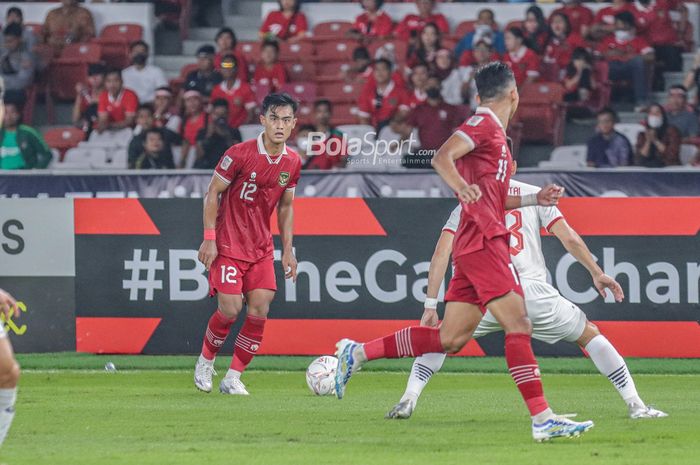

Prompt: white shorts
xmin=472 ymin=279 xmax=587 ymax=344
xmin=0 ymin=323 xmax=6 ymax=338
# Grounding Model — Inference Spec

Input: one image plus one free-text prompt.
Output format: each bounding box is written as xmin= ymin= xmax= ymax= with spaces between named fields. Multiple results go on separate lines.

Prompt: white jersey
xmin=442 ymin=180 xmax=564 ymax=283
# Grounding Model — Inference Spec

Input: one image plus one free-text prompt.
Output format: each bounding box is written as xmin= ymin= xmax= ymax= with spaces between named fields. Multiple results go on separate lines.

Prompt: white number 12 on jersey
xmin=240 ymin=182 xmax=257 ymax=201
xmin=496 ymin=159 xmax=508 ymax=182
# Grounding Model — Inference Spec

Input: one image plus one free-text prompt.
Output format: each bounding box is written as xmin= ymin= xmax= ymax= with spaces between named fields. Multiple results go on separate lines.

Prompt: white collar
xmin=221 ymin=79 xmax=241 ymax=92
xmin=377 ymin=80 xmax=395 ymax=97
xmin=510 ymin=46 xmax=527 ymax=61
xmin=108 ymin=90 xmax=124 ymax=104
xmin=257 ymin=132 xmax=287 ymax=164
xmin=634 ymin=1 xmax=655 ymax=12
xmin=475 ymin=106 xmax=506 ymax=133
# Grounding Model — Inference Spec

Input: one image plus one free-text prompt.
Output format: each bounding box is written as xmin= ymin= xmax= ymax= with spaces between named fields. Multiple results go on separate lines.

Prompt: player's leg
xmin=386 ymin=304 xmax=482 ymax=419
xmin=576 ymin=321 xmax=667 ymax=419
xmin=0 ymin=336 xmax=19 ymax=446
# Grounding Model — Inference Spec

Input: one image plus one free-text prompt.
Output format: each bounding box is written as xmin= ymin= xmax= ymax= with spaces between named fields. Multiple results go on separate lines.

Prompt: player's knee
xmin=0 ymin=360 xmax=19 ymax=387
xmin=503 ymin=316 xmax=532 ymax=335
xmin=440 ymin=332 xmax=469 ymax=354
xmin=218 ymin=300 xmax=243 ymax=319
xmin=586 ymin=321 xmax=601 ymax=336
xmin=246 ymin=304 xmax=270 ymax=318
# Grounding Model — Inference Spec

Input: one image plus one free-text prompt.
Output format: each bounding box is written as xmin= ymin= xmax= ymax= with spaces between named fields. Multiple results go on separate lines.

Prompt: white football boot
xmin=219 ymin=376 xmax=250 ymax=395
xmin=629 ymin=402 xmax=668 ymax=419
xmin=194 ymin=357 xmax=216 ymax=393
xmin=532 ymin=415 xmax=594 ymax=442
xmin=385 ymin=398 xmax=416 ymax=420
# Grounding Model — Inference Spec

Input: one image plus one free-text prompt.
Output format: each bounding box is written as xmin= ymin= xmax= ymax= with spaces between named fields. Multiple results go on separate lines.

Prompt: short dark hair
xmin=262 ymin=92 xmax=298 ymax=115
xmin=137 ymin=103 xmax=154 ymax=114
xmin=298 ymin=124 xmax=316 ymax=133
xmin=474 ymin=61 xmax=515 ymax=102
xmin=211 ymin=98 xmax=229 ymax=110
xmin=144 ymin=128 xmax=163 ymax=140
xmin=614 ymin=11 xmax=636 ymax=28
xmin=6 ymin=7 xmax=22 ymax=19
xmin=362 ymin=0 xmax=384 ymax=9
xmin=261 ymin=40 xmax=280 ymax=53
xmin=597 ymin=107 xmax=618 ymax=122
xmin=353 ymin=46 xmax=371 ymax=61
xmin=3 ymin=23 xmax=22 ymax=38
xmin=106 ymin=68 xmax=122 ymax=80
xmin=88 ymin=63 xmax=106 ymax=76
xmin=374 ymin=57 xmax=393 ymax=71
xmin=215 ymin=27 xmax=237 ymax=48
xmin=670 ymin=84 xmax=688 ymax=93
xmin=506 ymin=27 xmax=525 ymax=42
xmin=314 ymin=98 xmax=332 ymax=112
xmin=130 ymin=40 xmax=149 ymax=52
xmin=278 ymin=0 xmax=300 ymax=13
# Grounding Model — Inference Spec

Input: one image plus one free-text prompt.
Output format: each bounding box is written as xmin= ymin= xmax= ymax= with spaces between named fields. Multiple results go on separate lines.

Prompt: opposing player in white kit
xmin=386 ymin=180 xmax=668 ymax=420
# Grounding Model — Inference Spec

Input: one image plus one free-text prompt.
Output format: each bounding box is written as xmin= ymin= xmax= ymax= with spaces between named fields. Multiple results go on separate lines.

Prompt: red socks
xmin=231 ymin=315 xmax=267 ymax=372
xmin=363 ymin=327 xmax=443 ymax=360
xmin=505 ymin=333 xmax=549 ymax=416
xmin=201 ymin=309 xmax=235 ymax=360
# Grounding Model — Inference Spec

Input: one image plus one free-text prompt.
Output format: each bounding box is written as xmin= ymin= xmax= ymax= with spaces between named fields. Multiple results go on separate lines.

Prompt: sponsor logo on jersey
xmin=466 ymin=115 xmax=484 ymax=126
xmin=221 ymin=156 xmax=232 ymax=170
xmin=278 ymin=171 xmax=290 ymax=186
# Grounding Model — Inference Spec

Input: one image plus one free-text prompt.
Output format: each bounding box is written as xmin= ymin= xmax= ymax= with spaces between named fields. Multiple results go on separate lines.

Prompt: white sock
xmin=225 ymin=369 xmax=242 ymax=380
xmin=585 ymin=335 xmax=643 ymax=406
xmin=400 ymin=353 xmax=446 ymax=404
xmin=198 ymin=354 xmax=214 ymax=365
xmin=0 ymin=388 xmax=16 ymax=447
xmin=532 ymin=407 xmax=554 ymax=424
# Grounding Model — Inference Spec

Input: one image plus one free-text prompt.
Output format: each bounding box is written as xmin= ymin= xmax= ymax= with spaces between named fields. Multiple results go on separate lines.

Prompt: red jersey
xmin=503 ymin=46 xmax=540 ymax=86
xmin=407 ymin=88 xmax=427 ymax=109
xmin=395 ymin=13 xmax=450 ymax=41
xmin=594 ymin=4 xmax=633 ymax=27
xmin=550 ymin=5 xmax=594 ymax=36
xmin=596 ymin=35 xmax=653 ymax=62
xmin=214 ymin=51 xmax=249 ymax=81
xmin=214 ymin=133 xmax=302 ymax=262
xmin=253 ymin=63 xmax=288 ymax=92
xmin=97 ymin=88 xmax=138 ymax=123
xmin=353 ymin=11 xmax=394 ymax=37
xmin=210 ymin=79 xmax=257 ymax=128
xmin=631 ymin=0 xmax=678 ymax=46
xmin=183 ymin=112 xmax=207 ymax=146
xmin=543 ymin=34 xmax=587 ymax=69
xmin=357 ymin=80 xmax=411 ymax=127
xmin=260 ymin=10 xmax=308 ymax=40
xmin=452 ymin=107 xmax=514 ymax=257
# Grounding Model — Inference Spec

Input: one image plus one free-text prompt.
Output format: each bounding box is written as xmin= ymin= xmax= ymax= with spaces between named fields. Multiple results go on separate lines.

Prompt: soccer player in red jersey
xmin=194 ymin=93 xmax=302 ymax=395
xmin=334 ymin=62 xmax=594 ymax=441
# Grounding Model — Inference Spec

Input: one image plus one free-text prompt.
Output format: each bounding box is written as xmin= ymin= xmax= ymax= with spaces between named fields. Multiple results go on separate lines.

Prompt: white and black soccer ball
xmin=305 ymin=356 xmax=338 ymax=396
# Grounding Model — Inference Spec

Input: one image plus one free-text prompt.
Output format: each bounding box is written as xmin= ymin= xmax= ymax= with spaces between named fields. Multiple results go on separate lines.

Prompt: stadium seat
xmin=169 ymin=62 xmax=198 ymax=94
xmin=315 ymin=41 xmax=359 ymax=62
xmin=58 ymin=43 xmax=102 ymax=63
xmin=24 ymin=22 xmax=43 ymax=37
xmin=679 ymin=144 xmax=698 ymax=165
xmin=453 ymin=20 xmax=477 ymax=39
xmin=43 ymin=127 xmax=85 ymax=161
xmin=318 ymin=82 xmax=362 ymax=104
xmin=312 ymin=21 xmax=354 ymax=40
xmin=367 ymin=41 xmax=408 ymax=65
xmin=549 ymin=145 xmax=587 ymax=168
xmin=252 ymin=83 xmax=271 ymax=105
xmin=331 ymin=104 xmax=359 ymax=126
xmin=99 ymin=23 xmax=144 ymax=43
xmin=287 ymin=61 xmax=317 ymax=82
xmin=50 ymin=44 xmax=102 ymax=100
xmin=281 ymin=82 xmax=317 ymax=104
xmin=55 ymin=147 xmax=92 ymax=169
xmin=94 ymin=23 xmax=144 ymax=69
xmin=296 ymin=103 xmax=314 ymax=126
xmin=238 ymin=41 xmax=261 ymax=65
xmin=315 ymin=61 xmax=351 ymax=81
xmin=239 ymin=124 xmax=263 ymax=141
xmin=279 ymin=41 xmax=314 ymax=63
xmin=336 ymin=124 xmax=375 ymax=143
xmin=517 ymin=82 xmax=567 ymax=146
xmin=614 ymin=123 xmax=645 ymax=147
xmin=91 ymin=147 xmax=128 ymax=170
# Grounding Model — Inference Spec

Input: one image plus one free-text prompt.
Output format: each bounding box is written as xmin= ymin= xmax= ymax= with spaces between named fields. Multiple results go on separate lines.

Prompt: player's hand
xmin=198 ymin=240 xmax=218 ymax=271
xmin=0 ymin=289 xmax=18 ymax=322
xmin=282 ymin=250 xmax=298 ymax=282
xmin=420 ymin=308 xmax=439 ymax=328
xmin=593 ymin=273 xmax=624 ymax=302
xmin=457 ymin=184 xmax=481 ymax=204
xmin=537 ymin=184 xmax=565 ymax=206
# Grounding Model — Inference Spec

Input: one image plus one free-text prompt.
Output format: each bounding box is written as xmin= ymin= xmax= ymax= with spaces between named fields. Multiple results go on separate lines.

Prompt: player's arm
xmin=505 ymin=185 xmax=565 ymax=210
xmin=0 ymin=288 xmax=17 ymax=321
xmin=277 ymin=189 xmax=298 ymax=282
xmin=431 ymin=133 xmax=481 ymax=203
xmin=197 ymin=174 xmax=229 ymax=271
xmin=549 ymin=219 xmax=624 ymax=302
xmin=421 ymin=230 xmax=454 ymax=327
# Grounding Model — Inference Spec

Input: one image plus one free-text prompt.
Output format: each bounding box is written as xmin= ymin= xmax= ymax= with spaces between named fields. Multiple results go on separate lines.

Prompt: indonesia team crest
xmin=278 ymin=171 xmax=290 ymax=187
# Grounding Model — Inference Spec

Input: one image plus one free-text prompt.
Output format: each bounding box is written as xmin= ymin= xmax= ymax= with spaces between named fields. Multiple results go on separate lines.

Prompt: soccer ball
xmin=305 ymin=356 xmax=338 ymax=396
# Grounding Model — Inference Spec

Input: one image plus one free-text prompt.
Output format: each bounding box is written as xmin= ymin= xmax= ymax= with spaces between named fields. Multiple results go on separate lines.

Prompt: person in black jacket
xmin=133 ymin=128 xmax=174 ymax=169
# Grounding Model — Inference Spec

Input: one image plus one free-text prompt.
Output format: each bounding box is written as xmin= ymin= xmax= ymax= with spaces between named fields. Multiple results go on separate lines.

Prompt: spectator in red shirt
xmin=407 ymin=63 xmax=430 ymax=108
xmin=259 ymin=0 xmax=308 ymax=43
xmin=543 ymin=13 xmax=587 ymax=77
xmin=395 ymin=0 xmax=449 ymax=43
xmin=73 ymin=63 xmax=105 ymax=137
xmin=523 ymin=6 xmax=549 ymax=55
xmin=253 ymin=41 xmax=288 ymax=93
xmin=550 ymin=0 xmax=594 ymax=39
xmin=349 ymin=0 xmax=394 ymax=42
xmin=631 ymin=0 xmax=682 ymax=88
xmin=407 ymin=82 xmax=464 ymax=154
xmin=406 ymin=22 xmax=442 ymax=71
xmin=590 ymin=0 xmax=632 ymax=41
xmin=357 ymin=58 xmax=410 ymax=130
xmin=179 ymin=89 xmax=207 ymax=168
xmin=96 ymin=69 xmax=139 ymax=133
xmin=299 ymin=99 xmax=347 ymax=170
xmin=503 ymin=28 xmax=541 ymax=87
xmin=214 ymin=27 xmax=249 ymax=82
xmin=596 ymin=11 xmax=654 ymax=109
xmin=210 ymin=55 xmax=256 ymax=129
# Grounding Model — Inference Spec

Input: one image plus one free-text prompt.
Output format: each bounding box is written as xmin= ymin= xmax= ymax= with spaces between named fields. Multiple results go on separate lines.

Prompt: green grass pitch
xmin=2 ymin=354 xmax=699 ymax=465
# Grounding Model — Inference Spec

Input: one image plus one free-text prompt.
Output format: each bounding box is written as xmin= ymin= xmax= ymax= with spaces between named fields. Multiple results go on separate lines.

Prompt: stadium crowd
xmin=1 ymin=0 xmax=700 ymax=170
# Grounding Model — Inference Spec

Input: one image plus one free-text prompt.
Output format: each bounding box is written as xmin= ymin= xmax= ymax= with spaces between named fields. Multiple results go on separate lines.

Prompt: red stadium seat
xmin=453 ymin=20 xmax=476 ymax=39
xmin=99 ymin=23 xmax=144 ymax=43
xmin=43 ymin=127 xmax=85 ymax=160
xmin=169 ymin=63 xmax=197 ymax=95
xmin=318 ymin=81 xmax=362 ymax=104
xmin=50 ymin=44 xmax=102 ymax=100
xmin=238 ymin=41 xmax=261 ymax=65
xmin=517 ymin=82 xmax=566 ymax=146
xmin=312 ymin=21 xmax=354 ymax=39
xmin=281 ymin=82 xmax=317 ymax=104
xmin=314 ymin=40 xmax=359 ymax=62
xmin=331 ymin=103 xmax=360 ymax=126
xmin=287 ymin=61 xmax=316 ymax=82
xmin=296 ymin=102 xmax=314 ymax=125
xmin=279 ymin=41 xmax=314 ymax=63
xmin=24 ymin=22 xmax=43 ymax=37
xmin=253 ymin=83 xmax=271 ymax=105
xmin=315 ymin=60 xmax=351 ymax=80
xmin=59 ymin=43 xmax=102 ymax=63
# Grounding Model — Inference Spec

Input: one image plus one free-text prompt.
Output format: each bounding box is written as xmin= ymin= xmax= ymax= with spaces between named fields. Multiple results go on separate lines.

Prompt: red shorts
xmin=445 ymin=234 xmax=523 ymax=313
xmin=208 ymin=255 xmax=277 ymax=296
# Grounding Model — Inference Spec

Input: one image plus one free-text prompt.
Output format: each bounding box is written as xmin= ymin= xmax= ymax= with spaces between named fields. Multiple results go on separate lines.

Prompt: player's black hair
xmin=314 ymin=98 xmax=332 ymax=112
xmin=211 ymin=98 xmax=229 ymax=110
xmin=474 ymin=62 xmax=515 ymax=102
xmin=362 ymin=0 xmax=384 ymax=10
xmin=6 ymin=7 xmax=23 ymax=20
xmin=215 ymin=27 xmax=237 ymax=48
xmin=2 ymin=23 xmax=22 ymax=37
xmin=137 ymin=103 xmax=154 ymax=114
xmin=130 ymin=40 xmax=149 ymax=52
xmin=261 ymin=40 xmax=280 ymax=53
xmin=262 ymin=92 xmax=298 ymax=115
xmin=353 ymin=46 xmax=371 ymax=61
xmin=614 ymin=11 xmax=636 ymax=29
xmin=374 ymin=57 xmax=393 ymax=71
xmin=597 ymin=107 xmax=619 ymax=123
